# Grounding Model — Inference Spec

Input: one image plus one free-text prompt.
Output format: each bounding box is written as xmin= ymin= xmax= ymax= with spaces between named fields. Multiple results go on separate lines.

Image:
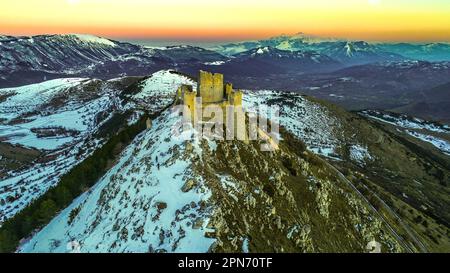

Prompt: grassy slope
xmin=308 ymin=96 xmax=450 ymax=252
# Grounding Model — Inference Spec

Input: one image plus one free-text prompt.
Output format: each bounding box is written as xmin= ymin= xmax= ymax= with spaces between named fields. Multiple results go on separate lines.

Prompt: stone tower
xmin=179 ymin=85 xmax=196 ymax=112
xmin=178 ymin=71 xmax=244 ymax=123
xmin=198 ymin=70 xmax=224 ymax=103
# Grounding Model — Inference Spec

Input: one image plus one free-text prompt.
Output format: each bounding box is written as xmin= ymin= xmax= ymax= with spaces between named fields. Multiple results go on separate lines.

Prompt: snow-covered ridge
xmin=130 ymin=70 xmax=195 ymax=113
xmin=132 ymin=70 xmax=195 ymax=100
xmin=361 ymin=110 xmax=450 ymax=156
xmin=0 ymin=34 xmax=141 ymax=79
xmin=0 ymin=78 xmax=110 ymax=150
xmin=62 ymin=34 xmax=117 ymax=47
xmin=360 ymin=110 xmax=449 ymax=134
xmin=204 ymin=61 xmax=226 ymax=65
xmin=20 ymin=109 xmax=215 ymax=253
xmin=407 ymin=130 xmax=450 ymax=156
xmin=0 ymin=78 xmax=89 ymax=122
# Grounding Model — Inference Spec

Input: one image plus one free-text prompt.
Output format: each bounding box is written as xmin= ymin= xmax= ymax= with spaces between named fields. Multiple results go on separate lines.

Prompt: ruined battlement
xmin=198 ymin=70 xmax=224 ymax=103
xmin=177 ymin=71 xmax=243 ymax=123
xmin=179 ymin=84 xmax=196 ymax=112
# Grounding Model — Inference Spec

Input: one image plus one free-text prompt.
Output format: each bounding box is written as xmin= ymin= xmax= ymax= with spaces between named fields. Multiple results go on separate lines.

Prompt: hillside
xmin=19 ymin=102 xmax=404 ymax=253
xmin=0 ymin=70 xmax=194 ymax=224
xmin=0 ymin=70 xmax=447 ymax=253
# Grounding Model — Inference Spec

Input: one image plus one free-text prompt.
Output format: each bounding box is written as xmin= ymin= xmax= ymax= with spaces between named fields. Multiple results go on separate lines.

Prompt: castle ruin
xmin=176 ymin=70 xmax=243 ymax=118
xmin=175 ymin=70 xmax=279 ymax=151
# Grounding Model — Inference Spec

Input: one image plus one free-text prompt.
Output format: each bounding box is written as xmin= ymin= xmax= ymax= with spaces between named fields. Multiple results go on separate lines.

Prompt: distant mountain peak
xmin=51 ymin=34 xmax=118 ymax=47
xmin=254 ymin=46 xmax=275 ymax=54
xmin=342 ymin=41 xmax=375 ymax=56
xmin=269 ymin=32 xmax=339 ymax=43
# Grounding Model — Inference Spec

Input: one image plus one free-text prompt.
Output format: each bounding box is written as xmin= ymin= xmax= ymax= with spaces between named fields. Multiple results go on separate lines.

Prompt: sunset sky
xmin=1 ymin=0 xmax=450 ymax=42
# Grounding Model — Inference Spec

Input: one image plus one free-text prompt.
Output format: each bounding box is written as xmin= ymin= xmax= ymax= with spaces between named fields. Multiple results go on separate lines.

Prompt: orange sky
xmin=1 ymin=0 xmax=450 ymax=42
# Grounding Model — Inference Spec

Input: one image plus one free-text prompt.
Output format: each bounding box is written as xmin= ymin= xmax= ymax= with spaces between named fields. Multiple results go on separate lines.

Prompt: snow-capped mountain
xmin=192 ymin=47 xmax=342 ymax=77
xmin=213 ymin=32 xmax=340 ymax=56
xmin=0 ymin=34 xmax=228 ymax=88
xmin=0 ymin=34 xmax=158 ymax=87
xmin=235 ymin=46 xmax=338 ymax=64
xmin=321 ymin=41 xmax=405 ymax=66
xmin=0 ymin=34 xmax=140 ymax=72
xmin=0 ymin=33 xmax=450 ymax=254
xmin=215 ymin=35 xmax=406 ymax=66
xmin=233 ymin=46 xmax=342 ymax=72
xmin=214 ymin=32 xmax=450 ymax=63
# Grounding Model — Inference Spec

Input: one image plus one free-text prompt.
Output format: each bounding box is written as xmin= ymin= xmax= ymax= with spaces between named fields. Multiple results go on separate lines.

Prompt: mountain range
xmin=1 ymin=33 xmax=449 ymax=126
xmin=215 ymin=32 xmax=450 ymax=62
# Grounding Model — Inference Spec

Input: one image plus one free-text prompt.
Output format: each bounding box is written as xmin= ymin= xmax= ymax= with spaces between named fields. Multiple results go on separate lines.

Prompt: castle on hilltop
xmin=175 ymin=70 xmax=278 ymax=151
xmin=176 ymin=70 xmax=243 ymax=116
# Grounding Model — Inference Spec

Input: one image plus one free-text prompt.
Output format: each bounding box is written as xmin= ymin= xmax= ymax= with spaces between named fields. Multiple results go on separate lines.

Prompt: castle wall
xmin=181 ymin=71 xmax=243 ymax=128
xmin=176 ymin=87 xmax=182 ymax=103
xmin=225 ymin=83 xmax=233 ymax=97
xmin=198 ymin=70 xmax=224 ymax=103
xmin=229 ymin=90 xmax=243 ymax=106
xmin=183 ymin=90 xmax=196 ymax=115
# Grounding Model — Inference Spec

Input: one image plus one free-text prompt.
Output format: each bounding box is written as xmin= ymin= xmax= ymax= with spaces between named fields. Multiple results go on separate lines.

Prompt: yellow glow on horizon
xmin=0 ymin=0 xmax=449 ymax=42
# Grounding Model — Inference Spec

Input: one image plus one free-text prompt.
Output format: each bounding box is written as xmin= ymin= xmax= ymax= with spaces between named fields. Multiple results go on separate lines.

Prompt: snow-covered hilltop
xmin=61 ymin=34 xmax=118 ymax=47
xmin=19 ymin=100 xmax=404 ymax=253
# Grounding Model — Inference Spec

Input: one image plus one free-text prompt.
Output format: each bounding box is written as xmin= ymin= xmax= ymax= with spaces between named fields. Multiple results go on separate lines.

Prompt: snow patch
xmin=349 ymin=145 xmax=373 ymax=165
